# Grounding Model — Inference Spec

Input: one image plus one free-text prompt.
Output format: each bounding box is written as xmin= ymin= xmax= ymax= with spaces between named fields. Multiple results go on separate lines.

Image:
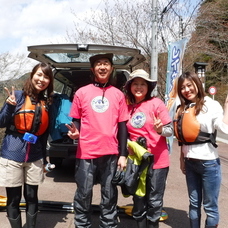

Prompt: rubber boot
xmin=8 ymin=214 xmax=22 ymax=228
xmin=136 ymin=218 xmax=147 ymax=228
xmin=26 ymin=211 xmax=38 ymax=228
xmin=147 ymin=220 xmax=159 ymax=228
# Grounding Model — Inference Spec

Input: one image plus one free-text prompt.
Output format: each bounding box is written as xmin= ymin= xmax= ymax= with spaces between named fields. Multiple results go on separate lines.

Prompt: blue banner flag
xmin=165 ymin=38 xmax=188 ymax=152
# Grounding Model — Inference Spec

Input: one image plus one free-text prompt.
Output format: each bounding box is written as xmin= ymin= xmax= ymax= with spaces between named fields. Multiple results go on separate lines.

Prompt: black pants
xmin=6 ymin=184 xmax=38 ymax=219
xmin=132 ymin=167 xmax=169 ymax=223
xmin=74 ymin=155 xmax=118 ymax=228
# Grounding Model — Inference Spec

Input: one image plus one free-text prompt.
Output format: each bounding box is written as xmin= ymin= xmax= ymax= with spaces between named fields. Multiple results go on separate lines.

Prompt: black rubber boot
xmin=136 ymin=218 xmax=147 ymax=228
xmin=147 ymin=220 xmax=159 ymax=228
xmin=8 ymin=214 xmax=22 ymax=228
xmin=26 ymin=211 xmax=38 ymax=228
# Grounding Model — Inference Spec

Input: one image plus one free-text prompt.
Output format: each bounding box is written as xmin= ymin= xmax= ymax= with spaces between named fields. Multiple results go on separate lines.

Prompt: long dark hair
xmin=177 ymin=72 xmax=206 ymax=115
xmin=124 ymin=78 xmax=155 ymax=104
xmin=23 ymin=62 xmax=54 ymax=104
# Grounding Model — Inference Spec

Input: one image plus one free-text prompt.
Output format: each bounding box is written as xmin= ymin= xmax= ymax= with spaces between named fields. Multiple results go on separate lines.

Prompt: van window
xmin=53 ymin=78 xmax=64 ymax=94
xmin=65 ymin=86 xmax=72 ymax=97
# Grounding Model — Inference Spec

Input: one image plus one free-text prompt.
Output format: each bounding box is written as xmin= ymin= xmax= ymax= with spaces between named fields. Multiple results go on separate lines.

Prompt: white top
xmin=182 ymin=96 xmax=228 ymax=160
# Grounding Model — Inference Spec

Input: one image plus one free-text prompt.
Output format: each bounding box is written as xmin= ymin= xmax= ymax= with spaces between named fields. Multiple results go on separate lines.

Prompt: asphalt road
xmin=217 ymin=131 xmax=228 ymax=143
xmin=0 ymin=139 xmax=228 ymax=228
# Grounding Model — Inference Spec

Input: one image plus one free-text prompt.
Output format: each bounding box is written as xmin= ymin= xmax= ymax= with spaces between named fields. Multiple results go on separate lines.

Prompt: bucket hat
xmin=125 ymin=69 xmax=157 ymax=89
xmin=89 ymin=53 xmax=113 ymax=67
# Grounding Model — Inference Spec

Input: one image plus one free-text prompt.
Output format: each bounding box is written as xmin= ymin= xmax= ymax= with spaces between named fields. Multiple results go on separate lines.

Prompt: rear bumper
xmin=47 ymin=142 xmax=77 ymax=159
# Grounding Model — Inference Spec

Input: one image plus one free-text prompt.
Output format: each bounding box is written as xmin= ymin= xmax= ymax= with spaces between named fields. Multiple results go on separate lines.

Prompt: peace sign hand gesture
xmin=152 ymin=112 xmax=163 ymax=134
xmin=65 ymin=122 xmax=80 ymax=139
xmin=4 ymin=86 xmax=17 ymax=106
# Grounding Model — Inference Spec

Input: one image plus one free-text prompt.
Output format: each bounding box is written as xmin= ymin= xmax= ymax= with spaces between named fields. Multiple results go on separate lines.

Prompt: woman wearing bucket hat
xmin=124 ymin=69 xmax=173 ymax=228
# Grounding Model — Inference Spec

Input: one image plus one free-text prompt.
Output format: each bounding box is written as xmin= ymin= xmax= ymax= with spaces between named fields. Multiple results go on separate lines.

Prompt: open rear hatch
xmin=27 ymin=44 xmax=145 ymax=70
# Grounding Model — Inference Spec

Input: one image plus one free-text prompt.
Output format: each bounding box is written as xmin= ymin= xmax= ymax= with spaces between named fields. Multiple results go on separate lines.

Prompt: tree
xmin=67 ymin=0 xmax=202 ymax=99
xmin=0 ymin=51 xmax=33 ymax=108
xmin=0 ymin=52 xmax=31 ymax=108
xmin=185 ymin=0 xmax=228 ymax=104
xmin=195 ymin=0 xmax=228 ymax=67
xmin=0 ymin=52 xmax=31 ymax=81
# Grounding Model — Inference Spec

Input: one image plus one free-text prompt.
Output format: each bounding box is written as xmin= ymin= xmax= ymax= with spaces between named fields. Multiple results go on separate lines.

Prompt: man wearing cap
xmin=66 ymin=53 xmax=128 ymax=228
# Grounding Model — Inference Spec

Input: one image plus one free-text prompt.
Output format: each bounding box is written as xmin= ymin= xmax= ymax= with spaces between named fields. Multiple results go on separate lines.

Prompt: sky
xmin=0 ymin=0 xmax=105 ymax=55
xmin=0 ymin=0 xmax=201 ymax=80
xmin=0 ymin=0 xmax=201 ymax=56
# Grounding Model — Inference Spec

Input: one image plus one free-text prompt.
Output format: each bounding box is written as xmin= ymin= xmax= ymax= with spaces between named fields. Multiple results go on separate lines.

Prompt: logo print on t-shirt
xmin=131 ymin=112 xmax=146 ymax=128
xmin=91 ymin=96 xmax=109 ymax=113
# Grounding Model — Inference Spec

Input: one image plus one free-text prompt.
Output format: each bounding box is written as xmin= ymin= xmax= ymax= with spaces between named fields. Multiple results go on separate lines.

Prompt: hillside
xmin=0 ymin=73 xmax=29 ymax=145
xmin=0 ymin=73 xmax=29 ymax=107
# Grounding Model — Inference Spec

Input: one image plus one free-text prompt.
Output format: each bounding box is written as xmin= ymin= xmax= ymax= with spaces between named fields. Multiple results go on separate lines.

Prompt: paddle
xmin=0 ymin=195 xmax=167 ymax=221
xmin=0 ymin=195 xmax=132 ymax=216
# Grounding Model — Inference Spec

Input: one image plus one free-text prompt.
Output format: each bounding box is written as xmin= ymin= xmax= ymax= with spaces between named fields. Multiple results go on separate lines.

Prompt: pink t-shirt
xmin=127 ymin=98 xmax=171 ymax=169
xmin=70 ymin=84 xmax=128 ymax=159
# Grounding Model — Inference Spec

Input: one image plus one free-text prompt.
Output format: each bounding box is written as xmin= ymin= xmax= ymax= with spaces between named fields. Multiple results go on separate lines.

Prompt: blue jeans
xmin=185 ymin=158 xmax=221 ymax=228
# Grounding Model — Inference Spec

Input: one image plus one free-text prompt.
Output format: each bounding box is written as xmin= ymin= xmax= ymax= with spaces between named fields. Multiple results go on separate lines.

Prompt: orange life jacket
xmin=173 ymin=103 xmax=217 ymax=147
xmin=14 ymin=96 xmax=49 ymax=136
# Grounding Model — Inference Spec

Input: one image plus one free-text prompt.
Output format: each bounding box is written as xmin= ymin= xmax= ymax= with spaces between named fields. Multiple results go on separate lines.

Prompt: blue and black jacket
xmin=0 ymin=90 xmax=49 ymax=163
